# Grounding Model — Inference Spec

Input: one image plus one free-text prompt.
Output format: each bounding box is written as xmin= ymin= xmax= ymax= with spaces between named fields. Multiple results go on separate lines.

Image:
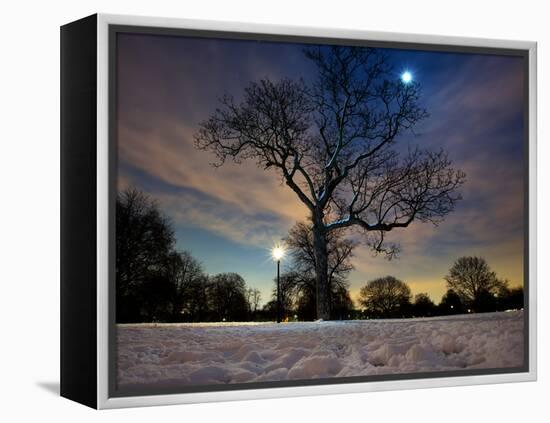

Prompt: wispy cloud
xmin=116 ymin=34 xmax=526 ymax=301
xmin=118 ymin=121 xmax=310 ymax=248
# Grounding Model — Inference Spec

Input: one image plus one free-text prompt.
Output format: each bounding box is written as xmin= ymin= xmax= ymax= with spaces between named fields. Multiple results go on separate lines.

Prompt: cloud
xmin=116 ymin=35 xmax=526 ymax=301
xmin=118 ymin=122 xmax=310 ymax=247
xmin=158 ymin=190 xmax=288 ymax=247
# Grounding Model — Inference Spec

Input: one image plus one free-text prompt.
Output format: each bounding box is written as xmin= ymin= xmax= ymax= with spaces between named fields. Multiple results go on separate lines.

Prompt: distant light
xmin=272 ymin=245 xmax=285 ymax=261
xmin=401 ymin=71 xmax=413 ymax=84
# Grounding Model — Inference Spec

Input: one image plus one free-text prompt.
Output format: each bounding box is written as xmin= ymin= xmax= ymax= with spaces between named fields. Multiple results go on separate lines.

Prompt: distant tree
xmin=472 ymin=288 xmax=500 ymax=313
xmin=138 ymin=274 xmax=176 ymax=322
xmin=181 ymin=274 xmax=210 ymax=322
xmin=269 ymin=271 xmax=301 ymax=320
xmin=445 ymin=257 xmax=506 ymax=312
xmin=116 ymin=187 xmax=176 ymax=322
xmin=261 ymin=300 xmax=281 ymax=321
xmin=359 ymin=276 xmax=411 ymax=318
xmin=246 ymin=288 xmax=262 ymax=318
xmin=502 ymin=286 xmax=524 ymax=310
xmin=208 ymin=273 xmax=249 ymax=321
xmin=412 ymin=293 xmax=437 ymax=317
xmin=196 ymin=46 xmax=465 ymax=319
xmin=330 ymin=285 xmax=355 ymax=320
xmin=489 ymin=282 xmax=523 ymax=312
xmin=164 ymin=250 xmax=205 ymax=321
xmin=439 ymin=289 xmax=465 ymax=315
xmin=294 ymin=285 xmax=316 ymax=321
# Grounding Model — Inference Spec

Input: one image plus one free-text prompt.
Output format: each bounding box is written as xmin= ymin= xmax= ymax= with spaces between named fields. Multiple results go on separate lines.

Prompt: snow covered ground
xmin=116 ymin=311 xmax=524 ymax=391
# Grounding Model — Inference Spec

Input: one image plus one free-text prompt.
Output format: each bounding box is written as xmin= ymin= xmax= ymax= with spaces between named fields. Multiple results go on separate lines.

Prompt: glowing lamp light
xmin=272 ymin=246 xmax=285 ymax=261
xmin=401 ymin=71 xmax=413 ymax=84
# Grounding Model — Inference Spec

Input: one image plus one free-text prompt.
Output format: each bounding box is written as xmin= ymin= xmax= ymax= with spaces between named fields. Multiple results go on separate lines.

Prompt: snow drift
xmin=116 ymin=311 xmax=524 ymax=390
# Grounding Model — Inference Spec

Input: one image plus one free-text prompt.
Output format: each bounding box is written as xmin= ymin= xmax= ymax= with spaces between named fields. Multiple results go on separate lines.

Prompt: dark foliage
xmin=438 ymin=289 xmax=465 ymax=315
xmin=412 ymin=293 xmax=437 ymax=317
xmin=359 ymin=276 xmax=412 ymax=318
xmin=207 ymin=273 xmax=249 ymax=321
xmin=116 ymin=188 xmax=176 ymax=322
xmin=445 ymin=256 xmax=508 ymax=312
xmin=116 ymin=188 xmax=258 ymax=323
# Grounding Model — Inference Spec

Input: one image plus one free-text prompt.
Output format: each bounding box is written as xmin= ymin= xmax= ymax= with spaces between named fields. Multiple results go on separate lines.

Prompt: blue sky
xmin=116 ymin=32 xmax=526 ymax=305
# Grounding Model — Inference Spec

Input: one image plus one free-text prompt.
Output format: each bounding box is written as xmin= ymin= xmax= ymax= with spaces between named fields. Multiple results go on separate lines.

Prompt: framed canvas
xmin=60 ymin=13 xmax=537 ymax=409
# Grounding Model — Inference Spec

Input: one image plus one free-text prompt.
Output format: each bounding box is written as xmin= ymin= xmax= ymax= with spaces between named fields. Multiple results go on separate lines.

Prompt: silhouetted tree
xmin=501 ymin=286 xmax=524 ymax=310
xmin=208 ymin=273 xmax=249 ymax=321
xmin=181 ymin=274 xmax=210 ymax=322
xmin=359 ymin=276 xmax=411 ymax=318
xmin=116 ymin=187 xmax=176 ymax=322
xmin=439 ymin=289 xmax=465 ymax=315
xmin=330 ymin=285 xmax=355 ymax=320
xmin=161 ymin=250 xmax=205 ymax=321
xmin=412 ymin=293 xmax=437 ymax=317
xmin=246 ymin=288 xmax=262 ymax=319
xmin=284 ymin=221 xmax=355 ymax=319
xmin=472 ymin=288 xmax=499 ymax=313
xmin=138 ymin=274 xmax=176 ymax=322
xmin=284 ymin=222 xmax=357 ymax=318
xmin=116 ymin=189 xmax=268 ymax=323
xmin=445 ymin=257 xmax=506 ymax=312
xmin=285 ymin=222 xmax=355 ymax=287
xmin=295 ymin=284 xmax=316 ymax=320
xmin=196 ymin=46 xmax=465 ymax=319
xmin=490 ymin=281 xmax=525 ymax=312
xmin=269 ymin=271 xmax=301 ymax=320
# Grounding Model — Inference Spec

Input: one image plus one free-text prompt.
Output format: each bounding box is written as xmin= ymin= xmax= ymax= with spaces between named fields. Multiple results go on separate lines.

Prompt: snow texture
xmin=117 ymin=311 xmax=524 ymax=390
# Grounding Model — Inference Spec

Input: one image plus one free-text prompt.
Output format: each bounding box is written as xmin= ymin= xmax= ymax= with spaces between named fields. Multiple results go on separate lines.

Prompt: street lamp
xmin=272 ymin=245 xmax=285 ymax=323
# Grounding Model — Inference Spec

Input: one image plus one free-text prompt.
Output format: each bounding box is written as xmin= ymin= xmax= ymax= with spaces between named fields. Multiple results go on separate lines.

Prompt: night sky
xmin=116 ymin=32 xmax=525 ymax=306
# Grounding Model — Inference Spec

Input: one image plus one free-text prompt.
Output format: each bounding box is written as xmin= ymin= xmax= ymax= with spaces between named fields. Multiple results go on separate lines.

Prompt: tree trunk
xmin=312 ymin=220 xmax=330 ymax=320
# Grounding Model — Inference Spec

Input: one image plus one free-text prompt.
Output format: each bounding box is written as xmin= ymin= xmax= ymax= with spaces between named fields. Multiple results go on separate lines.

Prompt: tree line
xmin=357 ymin=259 xmax=524 ymax=319
xmin=268 ymin=221 xmax=523 ymax=321
xmin=116 ymin=187 xmax=523 ymax=323
xmin=116 ymin=188 xmax=262 ymax=323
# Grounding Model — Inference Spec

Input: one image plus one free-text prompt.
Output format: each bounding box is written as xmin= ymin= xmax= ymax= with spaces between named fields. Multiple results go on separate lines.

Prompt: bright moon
xmin=401 ymin=71 xmax=413 ymax=84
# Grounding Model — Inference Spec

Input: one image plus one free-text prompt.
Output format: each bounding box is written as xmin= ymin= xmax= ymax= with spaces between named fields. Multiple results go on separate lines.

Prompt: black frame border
xmin=60 ymin=14 xmax=98 ymax=409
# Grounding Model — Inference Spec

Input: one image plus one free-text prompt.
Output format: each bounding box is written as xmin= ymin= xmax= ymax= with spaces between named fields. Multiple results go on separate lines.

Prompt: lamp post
xmin=272 ymin=245 xmax=285 ymax=324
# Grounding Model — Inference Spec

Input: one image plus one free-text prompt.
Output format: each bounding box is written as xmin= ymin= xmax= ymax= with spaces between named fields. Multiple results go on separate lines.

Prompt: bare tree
xmin=246 ymin=288 xmax=262 ymax=317
xmin=116 ymin=187 xmax=176 ymax=322
xmin=270 ymin=271 xmax=300 ymax=318
xmin=196 ymin=46 xmax=465 ymax=319
xmin=445 ymin=256 xmax=506 ymax=311
xmin=167 ymin=250 xmax=205 ymax=320
xmin=359 ymin=276 xmax=411 ymax=318
xmin=181 ymin=274 xmax=210 ymax=322
xmin=208 ymin=273 xmax=249 ymax=321
xmin=285 ymin=221 xmax=355 ymax=286
xmin=284 ymin=221 xmax=355 ymax=317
